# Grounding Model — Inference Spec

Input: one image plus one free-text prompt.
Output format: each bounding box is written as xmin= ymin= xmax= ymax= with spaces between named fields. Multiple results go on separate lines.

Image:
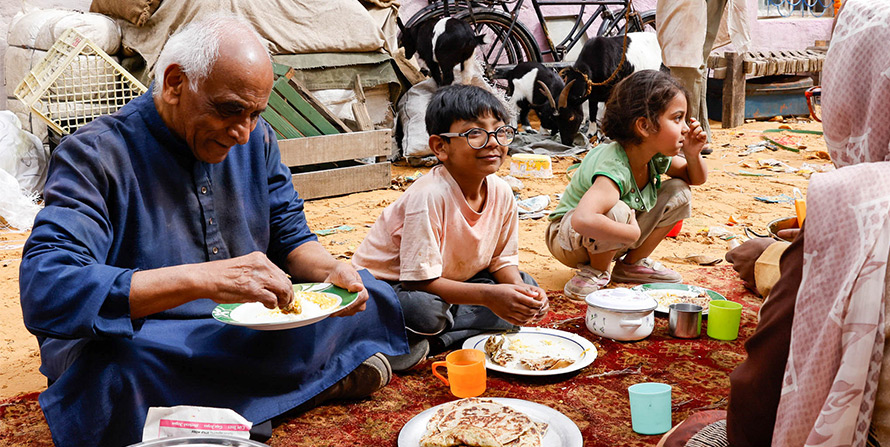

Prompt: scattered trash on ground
xmin=740 ymin=141 xmax=776 ymax=156
xmin=316 ymin=225 xmax=355 ymax=236
xmin=683 ymin=254 xmax=723 ymax=266
xmin=391 ymin=171 xmax=423 ymax=189
xmin=736 ymin=170 xmax=775 ymax=177
xmin=502 ymin=175 xmax=524 ymax=193
xmin=516 ymin=195 xmax=550 ymax=220
xmin=705 ymin=226 xmax=739 ymax=242
xmin=757 ymin=158 xmax=797 ymax=173
xmin=754 ymin=194 xmax=795 ymax=204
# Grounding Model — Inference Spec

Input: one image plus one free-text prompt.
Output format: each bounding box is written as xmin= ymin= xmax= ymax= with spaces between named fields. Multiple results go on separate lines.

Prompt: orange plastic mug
xmin=432 ymin=349 xmax=487 ymax=398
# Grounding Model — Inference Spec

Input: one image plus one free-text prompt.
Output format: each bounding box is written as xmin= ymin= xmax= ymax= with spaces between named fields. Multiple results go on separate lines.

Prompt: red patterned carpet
xmin=0 ymin=265 xmax=761 ymax=447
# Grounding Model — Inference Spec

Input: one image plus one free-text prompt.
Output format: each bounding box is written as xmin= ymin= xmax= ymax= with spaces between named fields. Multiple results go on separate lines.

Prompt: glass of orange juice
xmin=432 ymin=349 xmax=486 ymax=398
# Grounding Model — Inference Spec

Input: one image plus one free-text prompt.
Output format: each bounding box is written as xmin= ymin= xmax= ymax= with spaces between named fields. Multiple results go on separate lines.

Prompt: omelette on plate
xmin=484 ymin=334 xmax=575 ymax=371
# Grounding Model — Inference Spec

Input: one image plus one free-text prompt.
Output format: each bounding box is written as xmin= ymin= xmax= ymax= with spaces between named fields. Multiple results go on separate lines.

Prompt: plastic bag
xmin=0 ymin=170 xmax=41 ymax=231
xmin=0 ymin=111 xmax=50 ymax=196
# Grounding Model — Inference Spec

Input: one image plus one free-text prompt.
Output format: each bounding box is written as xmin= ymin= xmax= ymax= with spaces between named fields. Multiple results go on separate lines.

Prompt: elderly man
xmin=19 ymin=16 xmax=407 ymax=447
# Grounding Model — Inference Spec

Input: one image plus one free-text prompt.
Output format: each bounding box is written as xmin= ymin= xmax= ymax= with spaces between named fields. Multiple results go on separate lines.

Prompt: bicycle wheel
xmin=454 ymin=9 xmax=541 ymax=90
xmin=597 ymin=8 xmax=656 ymax=36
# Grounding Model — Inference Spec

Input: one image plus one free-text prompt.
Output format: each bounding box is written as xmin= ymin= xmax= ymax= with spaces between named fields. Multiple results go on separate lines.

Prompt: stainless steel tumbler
xmin=668 ymin=303 xmax=703 ymax=338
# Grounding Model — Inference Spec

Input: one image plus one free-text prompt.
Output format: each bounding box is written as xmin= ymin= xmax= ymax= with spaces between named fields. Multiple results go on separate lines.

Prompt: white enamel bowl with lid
xmin=584 ymin=288 xmax=658 ymax=341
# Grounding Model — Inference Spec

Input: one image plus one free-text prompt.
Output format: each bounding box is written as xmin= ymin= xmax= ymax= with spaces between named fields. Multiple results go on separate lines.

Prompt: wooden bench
xmin=707 ymin=47 xmax=827 ymax=128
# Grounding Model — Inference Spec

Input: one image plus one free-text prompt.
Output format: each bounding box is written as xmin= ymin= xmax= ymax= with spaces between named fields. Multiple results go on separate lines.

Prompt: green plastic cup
xmin=628 ymin=382 xmax=672 ymax=435
xmin=707 ymin=300 xmax=743 ymax=340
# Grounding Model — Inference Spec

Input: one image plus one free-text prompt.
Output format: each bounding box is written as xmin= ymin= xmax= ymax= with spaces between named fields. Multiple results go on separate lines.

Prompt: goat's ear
xmin=475 ymin=34 xmax=488 ymax=46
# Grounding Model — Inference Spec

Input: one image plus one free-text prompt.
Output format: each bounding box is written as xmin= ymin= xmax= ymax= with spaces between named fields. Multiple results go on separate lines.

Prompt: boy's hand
xmin=682 ymin=118 xmax=709 ymax=157
xmin=488 ymin=284 xmax=550 ymax=326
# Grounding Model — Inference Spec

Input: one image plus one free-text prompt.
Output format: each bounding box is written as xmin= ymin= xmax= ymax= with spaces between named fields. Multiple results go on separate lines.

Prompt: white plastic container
xmin=584 ymin=288 xmax=657 ymax=341
xmin=509 ymin=153 xmax=553 ymax=179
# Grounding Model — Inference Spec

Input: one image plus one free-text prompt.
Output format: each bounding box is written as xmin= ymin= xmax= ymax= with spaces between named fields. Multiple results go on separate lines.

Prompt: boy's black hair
xmin=425 ymin=84 xmax=510 ymax=136
xmin=601 ymin=70 xmax=691 ymax=146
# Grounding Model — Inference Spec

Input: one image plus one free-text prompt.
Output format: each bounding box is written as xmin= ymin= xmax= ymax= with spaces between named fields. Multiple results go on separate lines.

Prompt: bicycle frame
xmin=531 ymin=0 xmax=637 ymax=61
xmin=407 ymin=0 xmax=642 ymax=63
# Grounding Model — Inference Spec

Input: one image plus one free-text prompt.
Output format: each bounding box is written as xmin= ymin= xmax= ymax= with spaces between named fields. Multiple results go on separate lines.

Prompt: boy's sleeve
xmin=488 ymin=185 xmax=520 ymax=272
xmin=398 ymin=194 xmax=445 ymax=281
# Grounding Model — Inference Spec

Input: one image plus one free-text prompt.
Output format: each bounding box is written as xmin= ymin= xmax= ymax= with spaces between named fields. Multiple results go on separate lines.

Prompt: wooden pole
xmin=722 ymin=51 xmax=746 ymax=128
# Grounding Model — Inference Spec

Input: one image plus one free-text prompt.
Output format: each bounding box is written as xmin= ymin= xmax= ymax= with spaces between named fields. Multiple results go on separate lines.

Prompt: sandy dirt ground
xmin=0 ymin=118 xmax=829 ymax=401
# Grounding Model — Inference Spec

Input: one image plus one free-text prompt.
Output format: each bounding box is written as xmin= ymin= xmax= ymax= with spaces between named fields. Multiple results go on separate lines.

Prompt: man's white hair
xmin=152 ymin=15 xmax=268 ymax=97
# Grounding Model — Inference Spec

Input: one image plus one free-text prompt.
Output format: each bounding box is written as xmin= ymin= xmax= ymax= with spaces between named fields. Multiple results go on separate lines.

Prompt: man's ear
xmin=634 ymin=116 xmax=652 ymax=139
xmin=428 ymin=135 xmax=449 ymax=162
xmin=161 ymin=64 xmax=187 ymax=105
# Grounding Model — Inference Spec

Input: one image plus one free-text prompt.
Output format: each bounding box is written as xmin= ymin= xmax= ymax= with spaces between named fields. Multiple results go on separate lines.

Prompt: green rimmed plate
xmin=212 ymin=283 xmax=358 ymax=331
xmin=631 ymin=283 xmax=726 ymax=315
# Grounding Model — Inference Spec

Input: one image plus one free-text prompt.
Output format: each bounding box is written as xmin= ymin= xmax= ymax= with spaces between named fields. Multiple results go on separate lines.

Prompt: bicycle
xmin=399 ymin=0 xmax=656 ymax=86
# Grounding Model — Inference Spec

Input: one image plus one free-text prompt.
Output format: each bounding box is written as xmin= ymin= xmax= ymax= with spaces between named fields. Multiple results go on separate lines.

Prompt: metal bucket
xmin=745 ymin=216 xmax=799 ymax=242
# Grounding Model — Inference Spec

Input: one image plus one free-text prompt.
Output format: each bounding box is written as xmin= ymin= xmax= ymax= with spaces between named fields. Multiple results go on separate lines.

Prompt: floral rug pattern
xmin=0 ymin=266 xmax=761 ymax=447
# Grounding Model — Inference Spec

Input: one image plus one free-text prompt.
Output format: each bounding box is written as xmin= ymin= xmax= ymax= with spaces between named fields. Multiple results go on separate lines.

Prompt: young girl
xmin=546 ymin=69 xmax=709 ymax=300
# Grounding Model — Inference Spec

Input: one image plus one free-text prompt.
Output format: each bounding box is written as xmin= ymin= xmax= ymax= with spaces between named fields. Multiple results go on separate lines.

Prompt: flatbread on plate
xmin=421 ymin=398 xmax=548 ymax=447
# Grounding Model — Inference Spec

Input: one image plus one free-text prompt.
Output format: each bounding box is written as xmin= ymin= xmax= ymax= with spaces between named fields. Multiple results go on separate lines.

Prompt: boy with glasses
xmin=353 ymin=85 xmax=549 ymax=371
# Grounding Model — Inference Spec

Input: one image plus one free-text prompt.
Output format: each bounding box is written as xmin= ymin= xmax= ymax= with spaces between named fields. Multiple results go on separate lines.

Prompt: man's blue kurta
xmin=19 ymin=90 xmax=408 ymax=447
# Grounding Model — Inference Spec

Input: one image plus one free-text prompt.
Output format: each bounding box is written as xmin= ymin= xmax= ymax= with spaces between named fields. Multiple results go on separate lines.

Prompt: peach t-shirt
xmin=352 ymin=165 xmax=519 ymax=282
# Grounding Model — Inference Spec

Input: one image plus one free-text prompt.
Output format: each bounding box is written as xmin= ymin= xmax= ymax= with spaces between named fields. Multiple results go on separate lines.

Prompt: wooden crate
xmin=279 ymin=129 xmax=392 ymax=200
xmin=267 ymin=62 xmax=391 ymax=200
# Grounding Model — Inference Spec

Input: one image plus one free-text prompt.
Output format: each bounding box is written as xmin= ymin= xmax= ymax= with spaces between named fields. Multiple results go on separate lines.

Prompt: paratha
xmin=420 ymin=398 xmax=548 ymax=447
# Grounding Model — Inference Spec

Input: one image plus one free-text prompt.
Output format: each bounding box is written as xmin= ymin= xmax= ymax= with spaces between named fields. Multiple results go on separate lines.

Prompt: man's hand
xmin=487 ymin=284 xmax=549 ymax=326
xmin=324 ymin=262 xmax=368 ymax=317
xmin=776 ymin=228 xmax=800 ymax=241
xmin=211 ymin=251 xmax=294 ymax=309
xmin=725 ymin=238 xmax=776 ymax=295
xmin=129 ymin=251 xmax=294 ymax=319
xmin=682 ymin=117 xmax=709 ymax=157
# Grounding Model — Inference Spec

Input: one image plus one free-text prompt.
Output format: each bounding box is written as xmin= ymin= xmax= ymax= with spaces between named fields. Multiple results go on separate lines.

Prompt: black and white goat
xmin=556 ymin=32 xmax=664 ymax=146
xmin=400 ymin=17 xmax=485 ymax=86
xmin=504 ymin=62 xmax=565 ymax=136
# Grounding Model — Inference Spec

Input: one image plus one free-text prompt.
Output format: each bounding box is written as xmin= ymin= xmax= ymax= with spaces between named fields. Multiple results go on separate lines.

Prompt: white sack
xmin=121 ymin=0 xmax=386 ymax=73
xmin=397 ymin=60 xmax=506 ymax=158
xmin=311 ymin=86 xmax=393 ymax=127
xmin=7 ymin=9 xmax=71 ymax=48
xmin=6 ymin=98 xmax=48 ymax=143
xmin=0 ymin=111 xmax=50 ymax=196
xmin=35 ymin=12 xmax=121 ymax=55
xmin=6 ymin=47 xmax=46 ymax=98
xmin=398 ymin=78 xmax=437 ymax=158
xmin=9 ymin=8 xmax=120 ymax=53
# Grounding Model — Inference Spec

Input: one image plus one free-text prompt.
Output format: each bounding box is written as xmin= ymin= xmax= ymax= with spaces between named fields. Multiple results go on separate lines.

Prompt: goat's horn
xmin=559 ymin=79 xmax=576 ymax=109
xmin=537 ymin=80 xmax=556 ymax=111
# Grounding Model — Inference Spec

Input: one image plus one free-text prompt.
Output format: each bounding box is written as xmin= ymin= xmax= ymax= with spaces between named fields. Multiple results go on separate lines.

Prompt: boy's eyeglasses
xmin=438 ymin=126 xmax=516 ymax=149
xmin=805 ymin=86 xmax=821 ymax=122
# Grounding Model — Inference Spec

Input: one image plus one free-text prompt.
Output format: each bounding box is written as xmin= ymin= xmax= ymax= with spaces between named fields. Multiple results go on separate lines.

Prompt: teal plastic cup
xmin=707 ymin=300 xmax=744 ymax=341
xmin=628 ymin=382 xmax=672 ymax=435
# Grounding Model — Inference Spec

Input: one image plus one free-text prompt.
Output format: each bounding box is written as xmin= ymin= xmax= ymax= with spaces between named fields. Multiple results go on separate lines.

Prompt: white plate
xmin=462 ymin=327 xmax=596 ymax=377
xmin=211 ymin=283 xmax=357 ymax=331
xmin=397 ymin=397 xmax=583 ymax=447
xmin=631 ymin=283 xmax=726 ymax=316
